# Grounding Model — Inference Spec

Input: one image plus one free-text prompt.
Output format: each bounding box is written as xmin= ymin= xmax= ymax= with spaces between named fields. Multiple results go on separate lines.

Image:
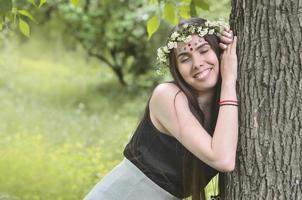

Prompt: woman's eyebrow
xmin=176 ymin=42 xmax=209 ymax=59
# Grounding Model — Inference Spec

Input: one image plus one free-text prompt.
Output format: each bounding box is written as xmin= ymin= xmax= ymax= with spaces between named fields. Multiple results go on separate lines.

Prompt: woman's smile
xmin=193 ymin=67 xmax=213 ymax=81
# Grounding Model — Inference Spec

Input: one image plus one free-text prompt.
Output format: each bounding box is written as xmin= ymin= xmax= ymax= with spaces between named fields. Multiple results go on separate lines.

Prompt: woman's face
xmin=175 ymin=35 xmax=219 ymax=93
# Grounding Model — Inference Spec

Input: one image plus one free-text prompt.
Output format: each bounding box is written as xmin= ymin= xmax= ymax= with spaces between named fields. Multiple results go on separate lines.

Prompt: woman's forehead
xmin=176 ymin=35 xmax=207 ymax=54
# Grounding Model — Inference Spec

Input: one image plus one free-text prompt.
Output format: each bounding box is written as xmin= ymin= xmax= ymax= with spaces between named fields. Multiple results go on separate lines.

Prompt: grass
xmin=0 ymin=37 xmax=149 ymax=200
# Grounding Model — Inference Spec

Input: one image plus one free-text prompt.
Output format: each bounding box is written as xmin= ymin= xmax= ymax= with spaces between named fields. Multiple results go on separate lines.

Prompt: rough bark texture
xmin=227 ymin=0 xmax=302 ymax=199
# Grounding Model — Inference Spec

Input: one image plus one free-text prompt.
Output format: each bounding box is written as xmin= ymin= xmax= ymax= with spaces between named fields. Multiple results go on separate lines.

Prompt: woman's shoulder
xmin=149 ymin=82 xmax=187 ymax=137
xmin=150 ymin=82 xmax=188 ymax=109
xmin=152 ymin=82 xmax=181 ymax=99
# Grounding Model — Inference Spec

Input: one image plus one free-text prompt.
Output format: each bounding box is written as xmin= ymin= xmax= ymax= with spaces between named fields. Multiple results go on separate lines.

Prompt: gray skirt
xmin=84 ymin=157 xmax=181 ymax=200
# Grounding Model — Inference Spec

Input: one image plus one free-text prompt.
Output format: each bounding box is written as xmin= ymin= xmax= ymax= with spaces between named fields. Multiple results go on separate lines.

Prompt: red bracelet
xmin=219 ymin=100 xmax=239 ymax=105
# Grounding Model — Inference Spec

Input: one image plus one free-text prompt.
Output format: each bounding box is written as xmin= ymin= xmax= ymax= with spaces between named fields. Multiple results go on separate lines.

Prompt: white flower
xmin=184 ymin=35 xmax=192 ymax=43
xmin=198 ymin=29 xmax=208 ymax=37
xmin=208 ymin=29 xmax=215 ymax=34
xmin=157 ymin=48 xmax=163 ymax=56
xmin=188 ymin=26 xmax=195 ymax=33
xmin=157 ymin=48 xmax=167 ymax=62
xmin=167 ymin=41 xmax=177 ymax=49
xmin=163 ymin=46 xmax=169 ymax=53
xmin=183 ymin=23 xmax=188 ymax=29
xmin=177 ymin=36 xmax=185 ymax=42
xmin=170 ymin=32 xmax=180 ymax=41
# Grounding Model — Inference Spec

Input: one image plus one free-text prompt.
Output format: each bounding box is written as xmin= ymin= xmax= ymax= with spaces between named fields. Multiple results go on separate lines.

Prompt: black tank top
xmin=123 ymin=102 xmax=189 ymax=198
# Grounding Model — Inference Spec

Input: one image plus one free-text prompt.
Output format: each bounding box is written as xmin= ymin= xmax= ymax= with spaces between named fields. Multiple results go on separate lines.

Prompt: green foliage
xmin=0 ymin=0 xmax=78 ymax=37
xmin=147 ymin=0 xmax=210 ymax=38
xmin=40 ymin=0 xmax=158 ymax=85
xmin=0 ymin=0 xmax=46 ymax=36
xmin=18 ymin=18 xmax=30 ymax=37
xmin=195 ymin=0 xmax=210 ymax=10
xmin=164 ymin=3 xmax=177 ymax=25
xmin=147 ymin=0 xmax=231 ymax=38
xmin=0 ymin=0 xmax=12 ymax=13
xmin=18 ymin=10 xmax=38 ymax=24
xmin=147 ymin=15 xmax=160 ymax=39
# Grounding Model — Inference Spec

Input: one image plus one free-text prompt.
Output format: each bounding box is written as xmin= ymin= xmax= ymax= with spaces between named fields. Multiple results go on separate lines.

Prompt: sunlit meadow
xmin=0 ymin=34 xmax=151 ymax=199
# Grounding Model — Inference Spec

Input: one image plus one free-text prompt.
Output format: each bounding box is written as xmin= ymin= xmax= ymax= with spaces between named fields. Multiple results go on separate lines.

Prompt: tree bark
xmin=227 ymin=0 xmax=302 ymax=199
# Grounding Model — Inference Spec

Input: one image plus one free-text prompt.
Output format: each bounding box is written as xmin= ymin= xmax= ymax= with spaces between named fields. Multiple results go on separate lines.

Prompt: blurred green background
xmin=0 ymin=0 xmax=230 ymax=199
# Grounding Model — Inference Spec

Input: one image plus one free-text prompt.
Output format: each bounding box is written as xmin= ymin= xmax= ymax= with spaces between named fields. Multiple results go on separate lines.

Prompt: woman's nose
xmin=194 ymin=64 xmax=204 ymax=70
xmin=192 ymin=54 xmax=205 ymax=69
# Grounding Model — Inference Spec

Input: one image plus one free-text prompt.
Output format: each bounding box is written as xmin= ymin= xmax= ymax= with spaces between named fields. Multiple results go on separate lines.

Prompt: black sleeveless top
xmin=123 ymin=103 xmax=191 ymax=198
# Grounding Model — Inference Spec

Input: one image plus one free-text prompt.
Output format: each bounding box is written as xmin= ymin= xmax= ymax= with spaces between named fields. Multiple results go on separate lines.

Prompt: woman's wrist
xmin=221 ymin=80 xmax=236 ymax=88
xmin=220 ymin=80 xmax=237 ymax=101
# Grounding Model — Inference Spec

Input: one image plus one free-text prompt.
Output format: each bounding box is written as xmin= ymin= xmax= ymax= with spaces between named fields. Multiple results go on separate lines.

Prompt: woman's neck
xmin=196 ymin=90 xmax=215 ymax=110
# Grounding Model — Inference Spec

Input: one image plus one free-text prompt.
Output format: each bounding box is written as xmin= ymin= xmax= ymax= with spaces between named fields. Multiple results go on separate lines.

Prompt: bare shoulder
xmin=149 ymin=83 xmax=189 ymax=129
xmin=149 ymin=82 xmax=191 ymax=136
xmin=150 ymin=83 xmax=186 ymax=106
xmin=150 ymin=82 xmax=186 ymax=104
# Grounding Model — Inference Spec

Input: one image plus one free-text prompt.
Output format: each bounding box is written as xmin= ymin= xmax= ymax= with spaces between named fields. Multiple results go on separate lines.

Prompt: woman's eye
xmin=180 ymin=57 xmax=189 ymax=63
xmin=200 ymin=49 xmax=209 ymax=54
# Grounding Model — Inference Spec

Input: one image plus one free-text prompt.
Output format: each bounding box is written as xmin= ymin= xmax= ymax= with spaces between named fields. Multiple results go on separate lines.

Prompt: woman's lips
xmin=193 ymin=68 xmax=212 ymax=80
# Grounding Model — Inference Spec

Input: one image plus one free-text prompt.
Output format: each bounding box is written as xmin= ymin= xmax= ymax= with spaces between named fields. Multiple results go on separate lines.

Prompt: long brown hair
xmin=167 ymin=18 xmax=225 ymax=200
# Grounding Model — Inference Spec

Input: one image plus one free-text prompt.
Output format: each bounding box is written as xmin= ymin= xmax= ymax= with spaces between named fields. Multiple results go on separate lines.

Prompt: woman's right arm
xmin=150 ymin=83 xmax=237 ymax=172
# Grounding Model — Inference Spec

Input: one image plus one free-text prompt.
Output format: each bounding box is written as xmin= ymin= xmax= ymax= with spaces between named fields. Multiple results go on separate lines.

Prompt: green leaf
xmin=194 ymin=0 xmax=209 ymax=10
xmin=164 ymin=3 xmax=177 ymax=25
xmin=0 ymin=0 xmax=12 ymax=13
xmin=39 ymin=0 xmax=47 ymax=7
xmin=146 ymin=15 xmax=159 ymax=39
xmin=26 ymin=0 xmax=37 ymax=7
xmin=179 ymin=4 xmax=191 ymax=19
xmin=18 ymin=10 xmax=38 ymax=24
xmin=70 ymin=0 xmax=79 ymax=6
xmin=19 ymin=18 xmax=30 ymax=37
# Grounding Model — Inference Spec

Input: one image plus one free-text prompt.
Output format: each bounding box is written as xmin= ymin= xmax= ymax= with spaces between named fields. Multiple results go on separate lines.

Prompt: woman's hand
xmin=220 ymin=36 xmax=237 ymax=85
xmin=218 ymin=27 xmax=234 ymax=50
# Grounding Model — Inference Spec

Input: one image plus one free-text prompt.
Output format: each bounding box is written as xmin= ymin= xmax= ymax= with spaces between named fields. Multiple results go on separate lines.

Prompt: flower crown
xmin=156 ymin=20 xmax=228 ymax=75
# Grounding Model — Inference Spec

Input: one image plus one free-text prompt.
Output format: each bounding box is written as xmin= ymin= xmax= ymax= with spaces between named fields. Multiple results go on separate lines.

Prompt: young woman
xmin=84 ymin=17 xmax=238 ymax=200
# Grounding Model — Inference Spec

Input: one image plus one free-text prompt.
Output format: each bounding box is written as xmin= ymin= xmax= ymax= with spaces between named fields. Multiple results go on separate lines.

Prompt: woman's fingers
xmin=218 ymin=29 xmax=234 ymax=50
xmin=219 ymin=43 xmax=228 ymax=50
xmin=219 ymin=35 xmax=233 ymax=44
xmin=221 ymin=30 xmax=233 ymax=40
xmin=224 ymin=26 xmax=230 ymax=32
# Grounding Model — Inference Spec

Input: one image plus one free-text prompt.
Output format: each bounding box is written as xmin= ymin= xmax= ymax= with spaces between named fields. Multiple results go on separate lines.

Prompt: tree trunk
xmin=227 ymin=0 xmax=302 ymax=199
